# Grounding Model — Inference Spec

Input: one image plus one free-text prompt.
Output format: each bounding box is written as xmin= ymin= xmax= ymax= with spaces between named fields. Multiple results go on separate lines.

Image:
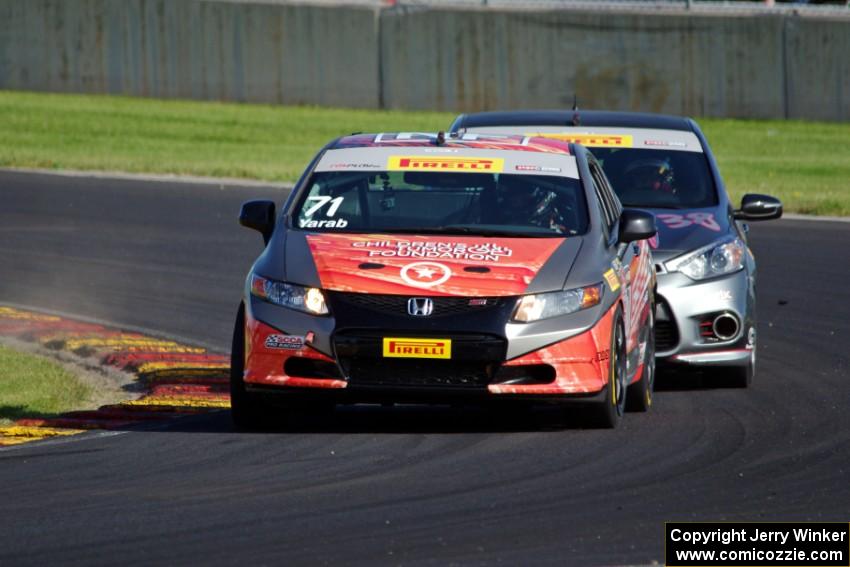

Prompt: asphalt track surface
xmin=1 ymin=171 xmax=849 ymax=566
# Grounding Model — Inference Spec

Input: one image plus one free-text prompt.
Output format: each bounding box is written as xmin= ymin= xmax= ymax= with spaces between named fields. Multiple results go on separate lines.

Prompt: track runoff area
xmin=2 ymin=168 xmax=850 ymax=564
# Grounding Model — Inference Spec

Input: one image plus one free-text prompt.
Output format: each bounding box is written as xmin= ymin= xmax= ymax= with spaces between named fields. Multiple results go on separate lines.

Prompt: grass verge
xmin=700 ymin=119 xmax=850 ymax=216
xmin=1 ymin=90 xmax=848 ymax=215
xmin=0 ymin=344 xmax=93 ymax=423
xmin=0 ymin=90 xmax=451 ymax=182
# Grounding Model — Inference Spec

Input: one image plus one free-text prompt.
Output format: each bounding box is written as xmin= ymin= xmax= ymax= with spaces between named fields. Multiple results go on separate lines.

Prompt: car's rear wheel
xmin=230 ymin=304 xmax=274 ymax=430
xmin=627 ymin=299 xmax=655 ymax=412
xmin=588 ymin=308 xmax=627 ymax=428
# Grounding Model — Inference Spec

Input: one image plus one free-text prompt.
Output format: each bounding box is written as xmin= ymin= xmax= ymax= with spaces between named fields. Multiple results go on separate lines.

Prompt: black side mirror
xmin=618 ymin=209 xmax=657 ymax=244
xmin=734 ymin=194 xmax=782 ymax=221
xmin=239 ymin=200 xmax=276 ymax=244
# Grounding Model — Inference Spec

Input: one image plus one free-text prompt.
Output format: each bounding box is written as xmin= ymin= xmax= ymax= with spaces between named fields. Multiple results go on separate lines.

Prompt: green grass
xmin=700 ymin=119 xmax=850 ymax=216
xmin=0 ymin=90 xmax=848 ymax=215
xmin=0 ymin=90 xmax=452 ymax=182
xmin=0 ymin=344 xmax=93 ymax=422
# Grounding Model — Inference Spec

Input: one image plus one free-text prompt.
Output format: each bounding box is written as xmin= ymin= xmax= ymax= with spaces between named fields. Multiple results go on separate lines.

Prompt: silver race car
xmin=233 ymin=132 xmax=656 ymax=428
xmin=450 ymin=111 xmax=782 ymax=386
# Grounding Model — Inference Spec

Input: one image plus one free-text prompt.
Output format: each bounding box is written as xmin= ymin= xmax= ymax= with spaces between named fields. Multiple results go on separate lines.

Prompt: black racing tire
xmin=627 ymin=297 xmax=656 ymax=412
xmin=724 ymin=349 xmax=754 ymax=389
xmin=711 ymin=331 xmax=755 ymax=389
xmin=588 ymin=307 xmax=627 ymax=429
xmin=230 ymin=304 xmax=274 ymax=430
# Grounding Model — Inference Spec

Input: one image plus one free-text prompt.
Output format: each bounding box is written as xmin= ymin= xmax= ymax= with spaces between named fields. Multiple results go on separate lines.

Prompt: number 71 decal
xmin=304 ymin=196 xmax=344 ymax=217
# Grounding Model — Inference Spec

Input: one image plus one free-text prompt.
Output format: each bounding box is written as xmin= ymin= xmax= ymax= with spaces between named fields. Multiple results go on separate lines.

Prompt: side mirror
xmin=734 ymin=194 xmax=782 ymax=221
xmin=618 ymin=209 xmax=657 ymax=244
xmin=239 ymin=200 xmax=276 ymax=244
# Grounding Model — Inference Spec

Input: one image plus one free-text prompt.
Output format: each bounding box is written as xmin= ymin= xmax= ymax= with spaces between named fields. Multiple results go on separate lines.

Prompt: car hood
xmin=297 ymin=233 xmax=572 ymax=297
xmin=647 ymin=207 xmax=731 ymax=262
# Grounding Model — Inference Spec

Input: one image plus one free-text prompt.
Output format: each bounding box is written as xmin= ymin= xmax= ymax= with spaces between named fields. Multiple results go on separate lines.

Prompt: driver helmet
xmin=624 ymin=158 xmax=675 ymax=193
xmin=496 ymin=184 xmax=557 ymax=225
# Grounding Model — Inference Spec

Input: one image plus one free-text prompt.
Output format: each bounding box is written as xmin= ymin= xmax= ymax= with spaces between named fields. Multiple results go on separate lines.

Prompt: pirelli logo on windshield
xmin=388 ymin=156 xmax=504 ymax=173
xmin=383 ymin=337 xmax=452 ymax=359
xmin=528 ymin=134 xmax=634 ymax=148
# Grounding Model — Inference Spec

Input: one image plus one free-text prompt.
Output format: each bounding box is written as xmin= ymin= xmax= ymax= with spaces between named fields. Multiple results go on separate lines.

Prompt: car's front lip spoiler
xmin=663 ymin=348 xmax=751 ymax=365
xmin=245 ymin=383 xmax=609 ymax=405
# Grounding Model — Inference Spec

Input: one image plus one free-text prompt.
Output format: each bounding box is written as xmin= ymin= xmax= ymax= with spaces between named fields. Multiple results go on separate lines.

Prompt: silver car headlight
xmin=250 ymin=274 xmax=329 ymax=315
xmin=512 ymin=284 xmax=602 ymax=323
xmin=665 ymin=237 xmax=746 ymax=280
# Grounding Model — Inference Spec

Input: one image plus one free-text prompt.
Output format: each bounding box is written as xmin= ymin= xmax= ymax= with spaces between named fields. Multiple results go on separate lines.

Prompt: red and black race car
xmin=232 ymin=132 xmax=657 ymax=428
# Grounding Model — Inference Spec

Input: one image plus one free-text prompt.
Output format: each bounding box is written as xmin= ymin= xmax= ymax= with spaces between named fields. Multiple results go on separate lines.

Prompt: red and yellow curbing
xmin=0 ymin=307 xmax=231 ymax=447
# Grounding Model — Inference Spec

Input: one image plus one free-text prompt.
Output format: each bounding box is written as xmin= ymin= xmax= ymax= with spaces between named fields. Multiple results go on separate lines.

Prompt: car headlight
xmin=512 ymin=284 xmax=602 ymax=323
xmin=665 ymin=237 xmax=746 ymax=280
xmin=250 ymin=274 xmax=329 ymax=315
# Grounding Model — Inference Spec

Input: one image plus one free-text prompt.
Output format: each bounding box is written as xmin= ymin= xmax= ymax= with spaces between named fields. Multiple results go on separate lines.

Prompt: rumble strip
xmin=0 ymin=307 xmax=230 ymax=447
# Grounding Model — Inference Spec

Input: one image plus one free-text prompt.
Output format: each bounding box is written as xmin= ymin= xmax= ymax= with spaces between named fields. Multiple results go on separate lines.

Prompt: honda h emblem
xmin=407 ymin=297 xmax=434 ymax=317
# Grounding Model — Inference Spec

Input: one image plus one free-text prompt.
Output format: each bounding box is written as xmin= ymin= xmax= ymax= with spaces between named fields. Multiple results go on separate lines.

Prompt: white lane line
xmin=781 ymin=213 xmax=850 ymax=223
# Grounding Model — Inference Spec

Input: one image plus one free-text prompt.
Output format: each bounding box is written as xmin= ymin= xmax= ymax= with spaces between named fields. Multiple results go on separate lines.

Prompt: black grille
xmin=284 ymin=357 xmax=343 ymax=379
xmin=332 ymin=293 xmax=505 ymax=317
xmin=334 ymin=331 xmax=506 ymax=389
xmin=655 ymin=297 xmax=679 ymax=352
xmin=655 ymin=320 xmax=679 ymax=352
xmin=492 ymin=364 xmax=556 ymax=385
xmin=346 ymin=358 xmax=493 ymax=388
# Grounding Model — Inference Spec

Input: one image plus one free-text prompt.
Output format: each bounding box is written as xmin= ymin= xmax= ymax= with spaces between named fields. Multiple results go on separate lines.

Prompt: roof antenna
xmin=571 ymin=95 xmax=581 ymax=126
xmin=436 ymin=131 xmax=446 ymax=146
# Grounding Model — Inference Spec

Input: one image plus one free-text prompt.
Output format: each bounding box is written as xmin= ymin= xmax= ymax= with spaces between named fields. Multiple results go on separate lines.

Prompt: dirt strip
xmin=0 ymin=306 xmax=230 ymax=446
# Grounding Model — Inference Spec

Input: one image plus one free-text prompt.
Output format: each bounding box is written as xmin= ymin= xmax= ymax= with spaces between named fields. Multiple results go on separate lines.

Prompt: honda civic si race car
xmin=450 ymin=111 xmax=782 ymax=387
xmin=232 ymin=132 xmax=656 ymax=428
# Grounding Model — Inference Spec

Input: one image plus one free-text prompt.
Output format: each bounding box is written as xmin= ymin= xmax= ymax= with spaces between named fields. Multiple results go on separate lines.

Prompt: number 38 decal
xmin=656 ymin=212 xmax=720 ymax=232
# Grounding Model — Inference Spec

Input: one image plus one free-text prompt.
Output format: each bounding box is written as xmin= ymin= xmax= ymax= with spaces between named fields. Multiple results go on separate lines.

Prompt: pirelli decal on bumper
xmin=387 ymin=156 xmax=504 ymax=173
xmin=383 ymin=337 xmax=452 ymax=359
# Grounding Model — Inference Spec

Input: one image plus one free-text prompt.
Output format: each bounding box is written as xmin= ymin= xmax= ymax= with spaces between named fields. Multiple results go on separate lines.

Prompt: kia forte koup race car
xmin=232 ymin=132 xmax=656 ymax=428
xmin=450 ymin=111 xmax=782 ymax=387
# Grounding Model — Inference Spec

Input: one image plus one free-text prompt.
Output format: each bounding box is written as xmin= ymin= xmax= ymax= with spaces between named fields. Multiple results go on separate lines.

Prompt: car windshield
xmin=292 ymin=171 xmax=588 ymax=237
xmin=589 ymin=148 xmax=717 ymax=209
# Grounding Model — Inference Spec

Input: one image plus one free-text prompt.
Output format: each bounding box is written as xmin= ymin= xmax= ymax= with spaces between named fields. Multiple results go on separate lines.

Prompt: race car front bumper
xmin=655 ymin=268 xmax=755 ymax=368
xmin=242 ymin=299 xmax=620 ymax=403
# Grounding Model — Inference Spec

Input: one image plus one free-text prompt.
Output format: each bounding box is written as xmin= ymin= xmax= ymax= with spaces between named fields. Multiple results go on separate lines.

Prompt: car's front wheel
xmin=588 ymin=307 xmax=627 ymax=428
xmin=710 ymin=328 xmax=755 ymax=389
xmin=725 ymin=347 xmax=754 ymax=389
xmin=230 ymin=304 xmax=273 ymax=430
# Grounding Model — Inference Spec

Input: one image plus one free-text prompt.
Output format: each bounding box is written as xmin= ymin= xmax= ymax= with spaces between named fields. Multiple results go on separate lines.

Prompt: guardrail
xmin=0 ymin=0 xmax=847 ymax=120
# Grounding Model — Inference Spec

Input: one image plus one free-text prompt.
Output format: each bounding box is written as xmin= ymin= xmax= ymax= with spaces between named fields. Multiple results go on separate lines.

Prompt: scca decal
xmin=265 ymin=334 xmax=305 ymax=350
xmin=528 ymin=134 xmax=633 ymax=148
xmin=387 ymin=156 xmax=504 ymax=173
